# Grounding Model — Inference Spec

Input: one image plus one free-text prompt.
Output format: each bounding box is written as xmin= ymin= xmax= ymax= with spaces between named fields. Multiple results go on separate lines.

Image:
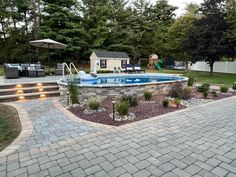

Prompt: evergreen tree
xmin=39 ymin=0 xmax=85 ymax=62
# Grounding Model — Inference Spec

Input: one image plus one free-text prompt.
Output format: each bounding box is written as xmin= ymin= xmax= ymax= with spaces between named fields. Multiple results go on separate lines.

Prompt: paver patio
xmin=0 ymin=97 xmax=236 ymax=177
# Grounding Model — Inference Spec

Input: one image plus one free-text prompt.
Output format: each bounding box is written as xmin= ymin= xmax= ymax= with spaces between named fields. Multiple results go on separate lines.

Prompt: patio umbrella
xmin=29 ymin=38 xmax=67 ymax=74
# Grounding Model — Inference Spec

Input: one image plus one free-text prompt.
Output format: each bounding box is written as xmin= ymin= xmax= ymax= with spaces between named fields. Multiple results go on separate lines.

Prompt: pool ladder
xmin=62 ymin=62 xmax=79 ymax=80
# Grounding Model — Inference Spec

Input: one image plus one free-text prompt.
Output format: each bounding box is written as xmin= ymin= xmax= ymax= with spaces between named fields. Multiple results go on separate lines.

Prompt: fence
xmin=188 ymin=61 xmax=236 ymax=74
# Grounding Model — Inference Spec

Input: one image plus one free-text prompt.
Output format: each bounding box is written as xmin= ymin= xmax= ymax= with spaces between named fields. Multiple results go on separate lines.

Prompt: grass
xmin=0 ymin=65 xmax=3 ymax=76
xmin=0 ymin=104 xmax=21 ymax=151
xmin=1 ymin=63 xmax=235 ymax=86
xmin=149 ymin=69 xmax=236 ymax=86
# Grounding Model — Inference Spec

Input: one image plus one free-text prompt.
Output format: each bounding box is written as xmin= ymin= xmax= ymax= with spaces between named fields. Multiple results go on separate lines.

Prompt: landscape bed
xmin=68 ymin=87 xmax=236 ymax=126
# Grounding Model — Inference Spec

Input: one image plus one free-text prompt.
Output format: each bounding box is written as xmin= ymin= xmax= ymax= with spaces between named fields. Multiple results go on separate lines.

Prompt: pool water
xmin=70 ymin=74 xmax=187 ymax=86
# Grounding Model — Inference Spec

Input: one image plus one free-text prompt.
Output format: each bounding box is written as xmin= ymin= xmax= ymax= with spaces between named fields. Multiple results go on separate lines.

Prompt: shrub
xmin=203 ymin=91 xmax=208 ymax=98
xmin=180 ymin=87 xmax=192 ymax=100
xmin=169 ymin=84 xmax=182 ymax=98
xmin=173 ymin=98 xmax=181 ymax=108
xmin=211 ymin=91 xmax=218 ymax=97
xmin=188 ymin=76 xmax=195 ymax=86
xmin=220 ymin=85 xmax=228 ymax=93
xmin=197 ymin=83 xmax=210 ymax=93
xmin=121 ymin=95 xmax=138 ymax=107
xmin=87 ymin=97 xmax=101 ymax=110
xmin=144 ymin=90 xmax=152 ymax=101
xmin=68 ymin=82 xmax=79 ymax=104
xmin=162 ymin=99 xmax=169 ymax=108
xmin=169 ymin=86 xmax=192 ymax=100
xmin=116 ymin=101 xmax=129 ymax=116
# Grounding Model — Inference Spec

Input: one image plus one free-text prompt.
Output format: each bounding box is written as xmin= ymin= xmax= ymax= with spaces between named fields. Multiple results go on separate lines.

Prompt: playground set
xmin=147 ymin=54 xmax=163 ymax=70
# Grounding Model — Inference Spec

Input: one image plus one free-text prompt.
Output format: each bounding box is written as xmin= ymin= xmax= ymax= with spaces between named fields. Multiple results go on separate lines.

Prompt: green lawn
xmin=149 ymin=69 xmax=236 ymax=86
xmin=0 ymin=65 xmax=3 ymax=76
xmin=0 ymin=104 xmax=21 ymax=151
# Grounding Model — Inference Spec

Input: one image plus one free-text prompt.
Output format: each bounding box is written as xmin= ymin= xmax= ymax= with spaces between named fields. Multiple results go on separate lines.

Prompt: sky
xmin=150 ymin=0 xmax=204 ymax=16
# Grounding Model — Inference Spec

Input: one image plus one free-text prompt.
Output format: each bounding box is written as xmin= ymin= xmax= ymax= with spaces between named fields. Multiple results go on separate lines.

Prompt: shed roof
xmin=93 ymin=50 xmax=130 ymax=59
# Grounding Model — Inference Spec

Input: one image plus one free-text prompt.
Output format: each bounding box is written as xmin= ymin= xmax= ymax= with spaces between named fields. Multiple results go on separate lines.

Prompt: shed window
xmin=100 ymin=60 xmax=107 ymax=68
xmin=121 ymin=60 xmax=127 ymax=68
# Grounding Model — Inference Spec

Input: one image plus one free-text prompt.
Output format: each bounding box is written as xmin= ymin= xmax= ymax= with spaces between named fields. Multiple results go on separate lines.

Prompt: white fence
xmin=188 ymin=61 xmax=236 ymax=74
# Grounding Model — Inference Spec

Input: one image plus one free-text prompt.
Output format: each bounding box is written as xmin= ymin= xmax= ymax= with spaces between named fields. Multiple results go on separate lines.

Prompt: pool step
xmin=0 ymin=82 xmax=59 ymax=102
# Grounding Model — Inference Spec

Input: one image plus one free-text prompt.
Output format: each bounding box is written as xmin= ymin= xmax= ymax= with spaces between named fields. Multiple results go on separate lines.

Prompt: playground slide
xmin=154 ymin=63 xmax=162 ymax=70
xmin=154 ymin=60 xmax=163 ymax=70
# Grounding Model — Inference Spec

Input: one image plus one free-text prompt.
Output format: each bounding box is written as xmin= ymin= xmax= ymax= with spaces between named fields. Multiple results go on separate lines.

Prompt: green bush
xmin=211 ymin=91 xmax=218 ymax=97
xmin=144 ymin=90 xmax=152 ymax=101
xmin=188 ymin=76 xmax=195 ymax=86
xmin=162 ymin=99 xmax=169 ymax=108
xmin=68 ymin=82 xmax=79 ymax=104
xmin=203 ymin=91 xmax=208 ymax=98
xmin=121 ymin=95 xmax=138 ymax=107
xmin=173 ymin=98 xmax=181 ymax=108
xmin=169 ymin=84 xmax=182 ymax=98
xmin=220 ymin=85 xmax=228 ymax=93
xmin=180 ymin=87 xmax=192 ymax=100
xmin=169 ymin=86 xmax=192 ymax=100
xmin=87 ymin=97 xmax=101 ymax=110
xmin=116 ymin=101 xmax=129 ymax=116
xmin=197 ymin=83 xmax=210 ymax=93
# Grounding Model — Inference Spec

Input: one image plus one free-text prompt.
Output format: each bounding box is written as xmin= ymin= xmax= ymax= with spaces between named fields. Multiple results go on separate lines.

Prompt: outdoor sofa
xmin=4 ymin=63 xmax=45 ymax=78
xmin=4 ymin=64 xmax=20 ymax=79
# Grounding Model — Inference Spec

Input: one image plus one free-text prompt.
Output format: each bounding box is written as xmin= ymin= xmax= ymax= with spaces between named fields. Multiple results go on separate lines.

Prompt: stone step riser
xmin=0 ymin=92 xmax=60 ymax=103
xmin=0 ymin=87 xmax=59 ymax=96
xmin=0 ymin=82 xmax=58 ymax=90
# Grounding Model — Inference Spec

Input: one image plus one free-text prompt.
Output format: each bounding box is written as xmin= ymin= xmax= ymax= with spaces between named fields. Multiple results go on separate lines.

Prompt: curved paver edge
xmin=0 ymin=102 xmax=33 ymax=157
xmin=54 ymin=96 xmax=236 ymax=129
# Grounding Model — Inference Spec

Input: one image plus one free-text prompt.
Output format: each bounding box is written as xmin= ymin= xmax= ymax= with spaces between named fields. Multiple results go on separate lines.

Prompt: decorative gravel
xmin=83 ymin=107 xmax=106 ymax=115
xmin=182 ymin=98 xmax=213 ymax=107
xmin=109 ymin=112 xmax=136 ymax=121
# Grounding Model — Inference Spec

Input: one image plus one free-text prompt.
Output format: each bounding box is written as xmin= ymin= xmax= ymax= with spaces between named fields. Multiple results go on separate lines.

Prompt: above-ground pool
xmin=57 ymin=73 xmax=188 ymax=106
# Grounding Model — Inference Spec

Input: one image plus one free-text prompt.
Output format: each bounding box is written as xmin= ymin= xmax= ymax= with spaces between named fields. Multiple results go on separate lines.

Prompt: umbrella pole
xmin=48 ymin=44 xmax=50 ymax=75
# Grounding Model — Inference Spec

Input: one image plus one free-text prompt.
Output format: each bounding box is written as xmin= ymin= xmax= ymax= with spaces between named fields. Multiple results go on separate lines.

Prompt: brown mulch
xmin=192 ymin=88 xmax=236 ymax=100
xmin=69 ymin=94 xmax=185 ymax=126
xmin=69 ymin=89 xmax=236 ymax=126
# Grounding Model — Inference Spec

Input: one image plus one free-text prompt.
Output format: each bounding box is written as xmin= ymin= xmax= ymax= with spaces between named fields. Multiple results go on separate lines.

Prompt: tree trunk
xmin=185 ymin=60 xmax=189 ymax=71
xmin=209 ymin=61 xmax=214 ymax=76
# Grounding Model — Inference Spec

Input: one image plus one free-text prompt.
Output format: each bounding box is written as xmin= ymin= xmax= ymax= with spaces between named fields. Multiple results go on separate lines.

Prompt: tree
xmin=146 ymin=0 xmax=177 ymax=58
xmin=183 ymin=0 xmax=230 ymax=76
xmin=185 ymin=2 xmax=200 ymax=16
xmin=168 ymin=14 xmax=197 ymax=70
xmin=39 ymin=0 xmax=85 ymax=63
xmin=226 ymin=0 xmax=236 ymax=58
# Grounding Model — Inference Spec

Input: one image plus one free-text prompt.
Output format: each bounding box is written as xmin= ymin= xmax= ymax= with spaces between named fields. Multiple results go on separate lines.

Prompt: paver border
xmin=0 ymin=102 xmax=33 ymax=157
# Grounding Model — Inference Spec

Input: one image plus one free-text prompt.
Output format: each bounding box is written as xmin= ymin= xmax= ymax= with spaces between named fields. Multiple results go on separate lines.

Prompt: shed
xmin=90 ymin=50 xmax=130 ymax=72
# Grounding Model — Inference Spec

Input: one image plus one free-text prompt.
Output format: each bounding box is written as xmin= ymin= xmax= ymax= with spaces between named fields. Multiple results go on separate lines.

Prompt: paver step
xmin=0 ymin=85 xmax=59 ymax=96
xmin=0 ymin=91 xmax=60 ymax=102
xmin=0 ymin=82 xmax=58 ymax=90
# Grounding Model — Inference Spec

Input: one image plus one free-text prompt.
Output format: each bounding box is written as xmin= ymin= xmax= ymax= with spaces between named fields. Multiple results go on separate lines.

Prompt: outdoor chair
xmin=124 ymin=64 xmax=134 ymax=74
xmin=20 ymin=64 xmax=29 ymax=77
xmin=134 ymin=64 xmax=145 ymax=73
xmin=117 ymin=67 xmax=122 ymax=73
xmin=28 ymin=64 xmax=37 ymax=77
xmin=113 ymin=67 xmax=119 ymax=73
xmin=4 ymin=64 xmax=20 ymax=79
xmin=35 ymin=64 xmax=45 ymax=77
xmin=55 ymin=63 xmax=63 ymax=75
